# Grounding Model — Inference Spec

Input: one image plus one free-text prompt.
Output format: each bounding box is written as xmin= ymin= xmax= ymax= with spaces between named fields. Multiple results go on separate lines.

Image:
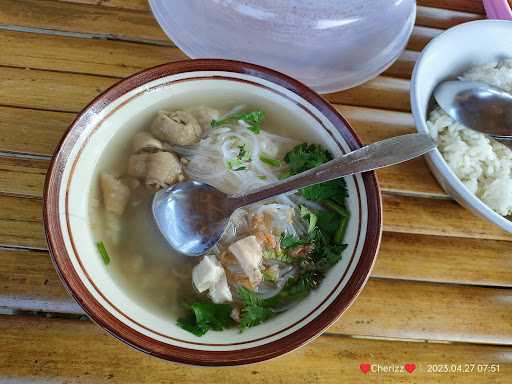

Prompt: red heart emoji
xmin=405 ymin=363 xmax=416 ymax=373
xmin=360 ymin=363 xmax=371 ymax=374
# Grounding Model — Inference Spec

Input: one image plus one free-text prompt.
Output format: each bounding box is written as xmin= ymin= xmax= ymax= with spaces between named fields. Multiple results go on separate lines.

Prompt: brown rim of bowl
xmin=43 ymin=59 xmax=382 ymax=366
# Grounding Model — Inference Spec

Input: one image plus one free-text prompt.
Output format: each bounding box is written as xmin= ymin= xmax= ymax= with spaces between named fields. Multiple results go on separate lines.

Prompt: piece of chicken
xmin=228 ymin=235 xmax=263 ymax=288
xmin=151 ymin=110 xmax=202 ymax=146
xmin=132 ymin=131 xmax=163 ymax=153
xmin=145 ymin=151 xmax=183 ymax=188
xmin=127 ymin=151 xmax=183 ymax=188
xmin=192 ymin=255 xmax=232 ymax=303
xmin=99 ymin=172 xmax=130 ymax=216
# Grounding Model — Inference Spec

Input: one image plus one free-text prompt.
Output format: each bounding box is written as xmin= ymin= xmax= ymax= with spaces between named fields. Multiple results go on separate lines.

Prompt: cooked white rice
xmin=427 ymin=59 xmax=512 ymax=216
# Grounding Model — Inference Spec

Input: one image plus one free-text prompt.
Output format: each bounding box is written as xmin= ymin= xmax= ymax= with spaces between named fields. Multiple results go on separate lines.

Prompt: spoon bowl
xmin=434 ymin=80 xmax=512 ymax=146
xmin=153 ymin=181 xmax=233 ymax=256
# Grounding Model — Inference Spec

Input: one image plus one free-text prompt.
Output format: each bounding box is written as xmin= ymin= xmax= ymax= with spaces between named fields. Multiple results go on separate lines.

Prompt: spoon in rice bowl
xmin=434 ymin=80 xmax=512 ymax=149
xmin=153 ymin=133 xmax=436 ymax=256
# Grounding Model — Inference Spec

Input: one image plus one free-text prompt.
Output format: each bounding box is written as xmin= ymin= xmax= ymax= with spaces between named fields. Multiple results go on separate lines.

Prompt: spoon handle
xmin=231 ymin=133 xmax=436 ymax=207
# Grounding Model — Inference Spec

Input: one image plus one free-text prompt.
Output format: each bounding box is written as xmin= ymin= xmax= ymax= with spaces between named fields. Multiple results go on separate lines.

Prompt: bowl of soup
xmin=44 ymin=59 xmax=382 ymax=366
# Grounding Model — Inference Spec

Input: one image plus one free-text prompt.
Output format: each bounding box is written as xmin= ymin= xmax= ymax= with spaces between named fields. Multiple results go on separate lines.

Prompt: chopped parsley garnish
xmin=211 ymin=110 xmax=265 ymax=134
xmin=283 ymin=143 xmax=332 ymax=174
xmin=259 ymin=153 xmax=282 ymax=167
xmin=283 ymin=143 xmax=349 ymax=244
xmin=227 ymin=144 xmax=251 ymax=171
xmin=238 ymin=287 xmax=274 ymax=331
xmin=299 ymin=205 xmax=318 ymax=233
xmin=280 ymin=233 xmax=310 ymax=249
xmin=238 ymin=144 xmax=251 ymax=161
xmin=262 ymin=268 xmax=279 ymax=283
xmin=237 ymin=271 xmax=324 ymax=330
xmin=177 ymin=302 xmax=234 ymax=336
xmin=262 ymin=248 xmax=291 ymax=263
xmin=227 ymin=158 xmax=247 ymax=171
xmin=300 ymin=180 xmax=348 ymax=205
xmin=96 ymin=241 xmax=110 ymax=265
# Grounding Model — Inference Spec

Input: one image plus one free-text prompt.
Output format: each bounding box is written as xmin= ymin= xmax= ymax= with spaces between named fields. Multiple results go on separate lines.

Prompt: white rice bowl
xmin=427 ymin=59 xmax=512 ymax=217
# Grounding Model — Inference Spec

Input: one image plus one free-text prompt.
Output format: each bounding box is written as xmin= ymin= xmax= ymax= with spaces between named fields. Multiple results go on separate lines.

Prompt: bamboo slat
xmin=56 ymin=0 xmax=149 ymax=11
xmin=417 ymin=0 xmax=485 ymax=14
xmin=1 ymin=316 xmax=510 ymax=383
xmin=1 ymin=0 xmax=482 ymax=42
xmin=0 ymin=106 xmax=72 ymax=156
xmin=0 ymin=29 xmax=187 ymax=78
xmin=383 ymin=50 xmax=419 ymax=79
xmin=407 ymin=25 xmax=443 ymax=51
xmin=383 ymin=193 xmax=512 ymax=241
xmin=377 ymin=158 xmax=445 ymax=198
xmin=0 ymin=248 xmax=82 ymax=313
xmin=0 ymin=0 xmax=169 ymax=43
xmin=0 ymin=66 xmax=115 ymax=113
xmin=0 ymin=155 xmax=47 ymax=197
xmin=333 ymin=278 xmax=512 ymax=344
xmin=374 ymin=232 xmax=512 ymax=286
xmin=416 ymin=5 xmax=484 ymax=29
xmin=0 ymin=195 xmax=45 ymax=249
xmin=0 ymin=28 xmax=418 ymax=81
xmin=0 ymin=66 xmax=411 ymax=113
xmin=326 ymin=76 xmax=410 ymax=112
xmin=58 ymin=0 xmax=488 ymax=16
xmin=335 ymin=105 xmax=416 ymax=142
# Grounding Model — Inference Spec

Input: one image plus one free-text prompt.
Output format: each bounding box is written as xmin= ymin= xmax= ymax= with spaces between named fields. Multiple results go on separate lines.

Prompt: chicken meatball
xmin=186 ymin=106 xmax=220 ymax=131
xmin=145 ymin=151 xmax=183 ymax=188
xmin=150 ymin=110 xmax=202 ymax=146
xmin=99 ymin=172 xmax=130 ymax=216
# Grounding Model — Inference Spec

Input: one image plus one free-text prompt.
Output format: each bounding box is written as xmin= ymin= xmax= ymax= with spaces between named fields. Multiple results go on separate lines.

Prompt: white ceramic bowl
xmin=411 ymin=19 xmax=512 ymax=233
xmin=44 ymin=60 xmax=382 ymax=365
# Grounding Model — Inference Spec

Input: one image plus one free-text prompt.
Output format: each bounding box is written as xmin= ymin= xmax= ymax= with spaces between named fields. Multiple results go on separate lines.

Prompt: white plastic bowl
xmin=149 ymin=0 xmax=416 ymax=93
xmin=411 ymin=19 xmax=512 ymax=233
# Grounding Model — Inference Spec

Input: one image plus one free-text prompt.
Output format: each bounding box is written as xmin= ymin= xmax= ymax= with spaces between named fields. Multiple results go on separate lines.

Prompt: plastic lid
xmin=149 ymin=0 xmax=416 ymax=93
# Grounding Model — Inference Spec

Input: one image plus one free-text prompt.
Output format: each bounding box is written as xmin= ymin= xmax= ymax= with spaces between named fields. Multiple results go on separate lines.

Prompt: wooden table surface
xmin=0 ymin=0 xmax=511 ymax=383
